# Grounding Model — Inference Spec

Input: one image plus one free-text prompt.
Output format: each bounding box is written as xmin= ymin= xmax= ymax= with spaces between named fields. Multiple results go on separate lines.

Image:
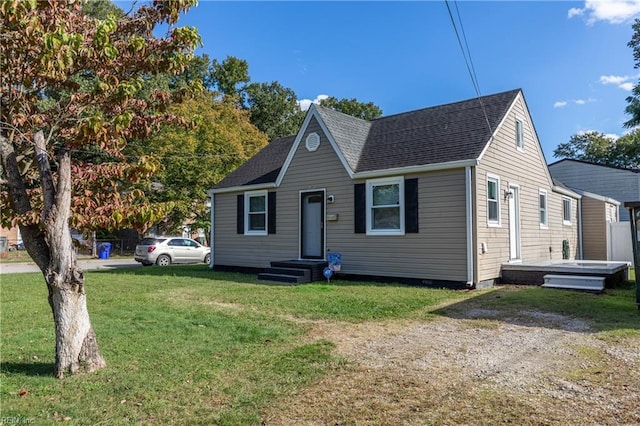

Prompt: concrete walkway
xmin=0 ymin=258 xmax=141 ymax=274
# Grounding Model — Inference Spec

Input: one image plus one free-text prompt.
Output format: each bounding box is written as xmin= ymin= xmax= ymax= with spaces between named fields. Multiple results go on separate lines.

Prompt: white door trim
xmin=508 ymin=183 xmax=522 ymax=262
xmin=298 ymin=189 xmax=326 ymax=260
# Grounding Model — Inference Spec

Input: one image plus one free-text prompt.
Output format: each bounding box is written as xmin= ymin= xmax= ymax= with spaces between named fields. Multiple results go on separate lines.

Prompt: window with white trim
xmin=487 ymin=175 xmax=500 ymax=226
xmin=515 ymin=118 xmax=524 ymax=150
xmin=539 ymin=189 xmax=548 ymax=228
xmin=245 ymin=191 xmax=267 ymax=235
xmin=562 ymin=197 xmax=572 ymax=225
xmin=366 ymin=177 xmax=404 ymax=235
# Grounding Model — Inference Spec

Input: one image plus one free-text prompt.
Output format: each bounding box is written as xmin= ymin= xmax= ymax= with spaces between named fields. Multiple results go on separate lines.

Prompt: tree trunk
xmin=38 ymin=136 xmax=106 ymax=378
xmin=47 ymin=269 xmax=106 ymax=378
xmin=1 ymin=131 xmax=106 ymax=377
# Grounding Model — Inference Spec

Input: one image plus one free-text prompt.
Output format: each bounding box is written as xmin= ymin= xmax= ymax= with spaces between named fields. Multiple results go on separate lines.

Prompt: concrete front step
xmin=257 ymin=260 xmax=328 ymax=284
xmin=266 ymin=267 xmax=311 ymax=279
xmin=269 ymin=260 xmax=327 ymax=282
xmin=257 ymin=271 xmax=309 ymax=284
xmin=542 ymin=274 xmax=605 ymax=292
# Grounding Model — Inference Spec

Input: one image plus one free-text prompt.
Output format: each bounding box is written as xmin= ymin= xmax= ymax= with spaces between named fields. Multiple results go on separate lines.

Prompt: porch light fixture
xmin=504 ymin=190 xmax=514 ymax=202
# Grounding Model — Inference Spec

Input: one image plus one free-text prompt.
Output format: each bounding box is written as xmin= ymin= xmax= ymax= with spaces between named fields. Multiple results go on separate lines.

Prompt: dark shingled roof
xmin=211 ymin=135 xmax=295 ymax=189
xmin=314 ymin=106 xmax=371 ymax=171
xmin=548 ymin=158 xmax=640 ymax=173
xmin=212 ymin=89 xmax=521 ymax=190
xmin=356 ymin=89 xmax=520 ymax=172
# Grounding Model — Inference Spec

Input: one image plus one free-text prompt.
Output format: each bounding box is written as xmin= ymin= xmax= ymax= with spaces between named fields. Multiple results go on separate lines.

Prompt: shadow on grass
xmin=93 ymin=264 xmax=436 ymax=289
xmin=1 ymin=362 xmax=55 ymax=377
xmin=433 ymin=284 xmax=640 ymax=334
xmin=90 ymin=264 xmax=258 ymax=283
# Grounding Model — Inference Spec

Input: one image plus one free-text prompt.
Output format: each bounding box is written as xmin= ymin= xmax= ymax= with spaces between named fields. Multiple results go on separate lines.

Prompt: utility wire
xmin=444 ymin=0 xmax=494 ymax=137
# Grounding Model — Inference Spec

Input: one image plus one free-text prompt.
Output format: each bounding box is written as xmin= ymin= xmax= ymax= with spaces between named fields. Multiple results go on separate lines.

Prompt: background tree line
xmin=553 ymin=17 xmax=640 ymax=169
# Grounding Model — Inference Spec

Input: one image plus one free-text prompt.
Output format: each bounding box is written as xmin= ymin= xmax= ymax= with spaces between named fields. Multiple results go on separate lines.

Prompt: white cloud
xmin=568 ymin=7 xmax=584 ymax=18
xmin=576 ymin=129 xmax=619 ymax=140
xmin=569 ymin=0 xmax=640 ymax=24
xmin=605 ymin=132 xmax=621 ymax=140
xmin=553 ymin=98 xmax=595 ymax=108
xmin=600 ymin=74 xmax=629 ymax=85
xmin=297 ymin=94 xmax=329 ymax=111
xmin=600 ymin=74 xmax=637 ymax=90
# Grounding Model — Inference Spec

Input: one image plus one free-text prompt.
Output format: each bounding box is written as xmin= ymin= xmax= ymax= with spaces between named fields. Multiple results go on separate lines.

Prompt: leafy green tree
xmin=136 ymin=94 xmax=268 ymax=234
xmin=553 ymin=131 xmax=615 ymax=163
xmin=320 ymin=96 xmax=383 ymax=120
xmin=553 ymin=130 xmax=640 ymax=169
xmin=0 ymin=0 xmax=199 ymax=377
xmin=245 ymin=81 xmax=305 ymax=140
xmin=210 ymin=55 xmax=250 ymax=99
xmin=81 ymin=0 xmax=124 ymax=19
xmin=610 ymin=129 xmax=640 ymax=169
xmin=626 ymin=19 xmax=640 ymax=128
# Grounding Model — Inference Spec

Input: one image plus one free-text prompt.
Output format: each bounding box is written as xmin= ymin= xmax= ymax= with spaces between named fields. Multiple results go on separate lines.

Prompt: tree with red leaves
xmin=0 ymin=0 xmax=200 ymax=377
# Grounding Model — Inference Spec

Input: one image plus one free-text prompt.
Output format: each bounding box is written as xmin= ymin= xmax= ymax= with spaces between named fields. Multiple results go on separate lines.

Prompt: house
xmin=548 ymin=159 xmax=640 ymax=221
xmin=208 ymin=89 xmax=580 ymax=288
xmin=0 ymin=224 xmax=22 ymax=252
xmin=573 ymin=189 xmax=620 ymax=261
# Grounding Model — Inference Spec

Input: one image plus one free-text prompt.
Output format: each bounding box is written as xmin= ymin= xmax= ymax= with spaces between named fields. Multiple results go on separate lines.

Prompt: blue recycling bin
xmin=98 ymin=243 xmax=112 ymax=259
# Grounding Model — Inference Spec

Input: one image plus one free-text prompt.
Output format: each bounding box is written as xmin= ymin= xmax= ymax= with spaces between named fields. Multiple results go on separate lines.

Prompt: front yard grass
xmin=1 ymin=265 xmax=638 ymax=425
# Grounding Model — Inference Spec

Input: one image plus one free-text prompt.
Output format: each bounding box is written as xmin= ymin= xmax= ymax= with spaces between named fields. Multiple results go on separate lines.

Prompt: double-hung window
xmin=539 ymin=190 xmax=548 ymax=228
xmin=245 ymin=191 xmax=267 ymax=235
xmin=562 ymin=197 xmax=572 ymax=225
xmin=487 ymin=174 xmax=500 ymax=226
xmin=366 ymin=177 xmax=404 ymax=235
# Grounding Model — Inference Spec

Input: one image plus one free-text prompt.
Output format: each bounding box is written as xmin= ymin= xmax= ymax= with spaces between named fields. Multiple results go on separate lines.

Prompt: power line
xmin=444 ymin=0 xmax=494 ymax=136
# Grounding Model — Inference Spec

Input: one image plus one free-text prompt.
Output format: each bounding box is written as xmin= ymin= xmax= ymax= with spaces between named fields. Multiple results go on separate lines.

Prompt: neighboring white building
xmin=549 ymin=159 xmax=640 ymax=221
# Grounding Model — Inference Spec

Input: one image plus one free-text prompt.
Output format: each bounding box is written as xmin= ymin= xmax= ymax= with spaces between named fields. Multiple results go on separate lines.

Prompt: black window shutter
xmin=268 ymin=192 xmax=276 ymax=234
xmin=236 ymin=194 xmax=244 ymax=234
xmin=354 ymin=183 xmax=366 ymax=234
xmin=405 ymin=178 xmax=419 ymax=233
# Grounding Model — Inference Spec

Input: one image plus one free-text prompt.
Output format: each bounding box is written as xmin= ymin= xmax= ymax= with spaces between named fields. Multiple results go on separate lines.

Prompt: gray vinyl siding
xmin=214 ymin=117 xmax=468 ymax=281
xmin=581 ymin=197 xmax=607 ymax=260
xmin=549 ymin=161 xmax=640 ymax=221
xmin=476 ymin=95 xmax=579 ymax=282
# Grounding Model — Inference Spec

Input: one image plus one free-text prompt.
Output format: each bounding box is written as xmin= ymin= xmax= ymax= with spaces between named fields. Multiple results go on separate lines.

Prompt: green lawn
xmin=1 ymin=266 xmax=638 ymax=425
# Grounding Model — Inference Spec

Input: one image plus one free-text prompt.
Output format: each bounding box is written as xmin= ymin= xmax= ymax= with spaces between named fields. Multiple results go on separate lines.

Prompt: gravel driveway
xmin=264 ymin=308 xmax=640 ymax=425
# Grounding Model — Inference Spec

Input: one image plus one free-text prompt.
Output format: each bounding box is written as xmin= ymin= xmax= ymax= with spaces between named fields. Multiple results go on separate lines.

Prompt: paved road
xmin=0 ymin=258 xmax=141 ymax=274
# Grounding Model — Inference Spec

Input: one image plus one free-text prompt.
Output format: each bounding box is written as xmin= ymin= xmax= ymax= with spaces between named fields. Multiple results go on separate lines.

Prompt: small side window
xmin=515 ymin=118 xmax=524 ymax=150
xmin=539 ymin=190 xmax=548 ymax=228
xmin=562 ymin=197 xmax=572 ymax=225
xmin=487 ymin=175 xmax=500 ymax=226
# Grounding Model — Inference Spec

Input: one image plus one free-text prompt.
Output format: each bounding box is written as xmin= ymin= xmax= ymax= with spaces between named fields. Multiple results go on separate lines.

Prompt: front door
xmin=508 ymin=185 xmax=521 ymax=261
xmin=301 ymin=191 xmax=324 ymax=259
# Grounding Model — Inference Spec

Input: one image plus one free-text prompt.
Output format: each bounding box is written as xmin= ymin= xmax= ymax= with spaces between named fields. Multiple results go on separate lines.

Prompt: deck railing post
xmin=623 ymin=202 xmax=640 ymax=310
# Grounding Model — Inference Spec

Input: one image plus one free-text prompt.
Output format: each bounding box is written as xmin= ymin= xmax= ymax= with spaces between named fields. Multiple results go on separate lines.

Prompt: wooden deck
xmin=501 ymin=260 xmax=630 ymax=288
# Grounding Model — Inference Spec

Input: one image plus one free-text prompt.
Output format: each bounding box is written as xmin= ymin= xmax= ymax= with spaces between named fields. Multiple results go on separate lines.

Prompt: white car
xmin=134 ymin=237 xmax=211 ymax=266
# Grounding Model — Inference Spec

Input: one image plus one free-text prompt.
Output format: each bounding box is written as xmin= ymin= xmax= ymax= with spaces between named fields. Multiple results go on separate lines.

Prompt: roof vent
xmin=305 ymin=132 xmax=320 ymax=152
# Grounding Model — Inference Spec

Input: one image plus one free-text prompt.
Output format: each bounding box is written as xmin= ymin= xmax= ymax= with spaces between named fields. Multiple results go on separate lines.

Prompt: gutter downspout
xmin=209 ymin=193 xmax=215 ymax=269
xmin=465 ymin=166 xmax=474 ymax=288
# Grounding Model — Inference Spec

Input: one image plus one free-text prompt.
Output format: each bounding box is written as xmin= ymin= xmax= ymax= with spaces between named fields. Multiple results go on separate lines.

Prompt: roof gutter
xmin=552 ymin=185 xmax=582 ymax=199
xmin=571 ymin=189 xmax=620 ymax=206
xmin=352 ymin=159 xmax=479 ymax=180
xmin=208 ymin=182 xmax=277 ymax=196
xmin=209 ymin=160 xmax=479 ymax=194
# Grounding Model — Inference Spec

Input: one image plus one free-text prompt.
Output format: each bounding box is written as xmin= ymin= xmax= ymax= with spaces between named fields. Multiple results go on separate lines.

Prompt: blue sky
xmin=141 ymin=1 xmax=639 ymax=162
